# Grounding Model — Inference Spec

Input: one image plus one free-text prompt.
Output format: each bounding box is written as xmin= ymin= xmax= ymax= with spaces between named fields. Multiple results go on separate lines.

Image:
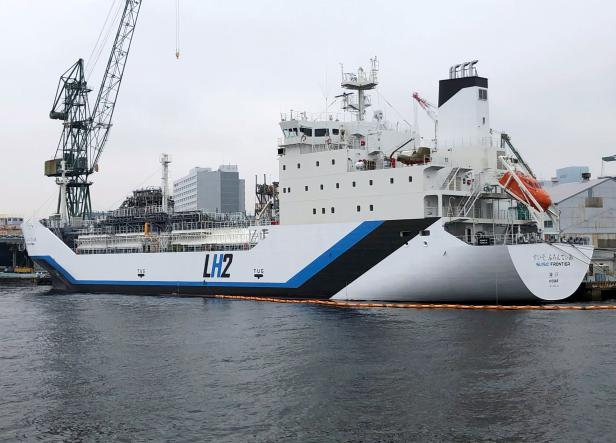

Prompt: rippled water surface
xmin=1 ymin=285 xmax=615 ymax=441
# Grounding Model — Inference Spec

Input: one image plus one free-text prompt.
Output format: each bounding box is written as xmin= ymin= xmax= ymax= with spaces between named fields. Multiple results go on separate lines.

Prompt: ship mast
xmin=339 ymin=57 xmax=379 ymax=121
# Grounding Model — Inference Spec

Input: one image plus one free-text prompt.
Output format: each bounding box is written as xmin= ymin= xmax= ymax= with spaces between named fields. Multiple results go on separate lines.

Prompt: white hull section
xmin=23 ymin=219 xmax=592 ymax=302
xmin=333 ymin=224 xmax=592 ymax=302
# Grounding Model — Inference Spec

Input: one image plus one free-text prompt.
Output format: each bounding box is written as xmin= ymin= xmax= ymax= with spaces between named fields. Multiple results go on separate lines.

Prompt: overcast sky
xmin=1 ymin=0 xmax=615 ymax=217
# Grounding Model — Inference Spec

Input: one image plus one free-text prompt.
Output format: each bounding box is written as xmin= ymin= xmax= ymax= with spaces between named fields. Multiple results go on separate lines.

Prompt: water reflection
xmin=0 ymin=287 xmax=615 ymax=441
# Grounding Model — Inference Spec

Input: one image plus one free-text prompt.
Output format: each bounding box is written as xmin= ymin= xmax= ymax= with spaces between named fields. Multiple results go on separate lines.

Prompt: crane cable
xmin=86 ymin=0 xmax=124 ymax=78
xmin=86 ymin=0 xmax=119 ymax=72
xmin=175 ymin=0 xmax=181 ymax=59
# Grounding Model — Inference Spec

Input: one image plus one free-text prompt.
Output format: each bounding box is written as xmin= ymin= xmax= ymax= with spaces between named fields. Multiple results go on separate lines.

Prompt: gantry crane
xmin=45 ymin=0 xmax=143 ymax=224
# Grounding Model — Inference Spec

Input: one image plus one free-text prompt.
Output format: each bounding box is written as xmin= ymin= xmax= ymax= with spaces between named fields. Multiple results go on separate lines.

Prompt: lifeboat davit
xmin=499 ymin=171 xmax=552 ymax=211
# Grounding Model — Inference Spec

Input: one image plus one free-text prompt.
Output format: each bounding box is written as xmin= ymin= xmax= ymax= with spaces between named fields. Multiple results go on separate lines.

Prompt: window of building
xmin=331 ymin=159 xmax=335 ymax=165
xmin=409 ymin=176 xmax=413 ymax=182
xmin=331 ymin=207 xmax=335 ymax=214
xmin=305 ymin=185 xmax=309 ymax=191
xmin=313 ymin=208 xmax=316 ymax=215
xmin=315 ymin=128 xmax=328 ymax=137
xmin=297 ymin=163 xmax=301 ymax=169
xmin=478 ymin=89 xmax=488 ymax=100
xmin=336 ymin=182 xmax=340 ymax=189
xmin=352 ymin=181 xmax=356 ymax=187
xmin=321 ymin=208 xmax=325 ymax=214
xmin=369 ymin=179 xmax=373 ymax=186
xmin=320 ymin=184 xmax=324 ymax=190
xmin=357 ymin=205 xmax=361 ymax=212
xmin=316 ymin=161 xmax=320 ymax=167
xmin=369 ymin=204 xmax=374 ymax=211
xmin=390 ymin=178 xmax=394 ymax=184
xmin=332 ymin=128 xmax=339 ymax=135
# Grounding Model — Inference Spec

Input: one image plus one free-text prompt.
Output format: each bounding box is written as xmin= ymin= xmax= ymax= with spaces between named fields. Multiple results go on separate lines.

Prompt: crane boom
xmin=412 ymin=91 xmax=438 ymax=148
xmin=45 ymin=0 xmax=143 ymax=223
xmin=89 ymin=0 xmax=143 ymax=173
xmin=412 ymin=92 xmax=437 ymax=122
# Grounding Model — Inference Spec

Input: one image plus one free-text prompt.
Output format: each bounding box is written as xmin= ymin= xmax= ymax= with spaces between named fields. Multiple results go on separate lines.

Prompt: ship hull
xmin=22 ymin=219 xmax=592 ymax=302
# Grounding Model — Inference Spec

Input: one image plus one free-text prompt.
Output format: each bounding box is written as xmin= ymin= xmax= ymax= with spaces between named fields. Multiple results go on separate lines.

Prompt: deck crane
xmin=45 ymin=0 xmax=143 ymax=224
xmin=412 ymin=91 xmax=438 ymax=147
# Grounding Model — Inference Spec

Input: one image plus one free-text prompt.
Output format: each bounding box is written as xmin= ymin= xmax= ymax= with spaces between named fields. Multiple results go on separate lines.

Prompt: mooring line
xmin=212 ymin=295 xmax=616 ymax=310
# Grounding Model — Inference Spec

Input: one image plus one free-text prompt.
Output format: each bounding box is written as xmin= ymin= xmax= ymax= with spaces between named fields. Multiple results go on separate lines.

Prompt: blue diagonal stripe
xmin=31 ymin=220 xmax=383 ymax=289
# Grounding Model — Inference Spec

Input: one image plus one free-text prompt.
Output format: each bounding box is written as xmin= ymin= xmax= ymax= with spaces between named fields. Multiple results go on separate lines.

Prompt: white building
xmin=173 ymin=165 xmax=245 ymax=213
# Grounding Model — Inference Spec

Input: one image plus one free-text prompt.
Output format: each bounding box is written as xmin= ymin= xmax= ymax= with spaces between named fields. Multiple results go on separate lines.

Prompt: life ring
xmin=301 ymin=134 xmax=307 ymax=142
xmin=325 ymin=137 xmax=331 ymax=145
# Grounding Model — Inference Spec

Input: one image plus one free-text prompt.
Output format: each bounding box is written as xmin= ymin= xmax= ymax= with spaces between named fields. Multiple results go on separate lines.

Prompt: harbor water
xmin=1 ymin=285 xmax=615 ymax=441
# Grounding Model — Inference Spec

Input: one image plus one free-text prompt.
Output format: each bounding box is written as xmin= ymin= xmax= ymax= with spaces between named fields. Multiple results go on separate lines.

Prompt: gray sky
xmin=1 ymin=0 xmax=615 ymax=217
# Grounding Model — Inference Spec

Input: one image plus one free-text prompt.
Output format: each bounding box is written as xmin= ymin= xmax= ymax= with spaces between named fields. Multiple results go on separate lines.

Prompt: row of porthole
xmin=282 ymin=159 xmax=336 ymax=171
xmin=313 ymin=204 xmax=375 ymax=215
xmin=281 ymin=175 xmax=413 ymax=194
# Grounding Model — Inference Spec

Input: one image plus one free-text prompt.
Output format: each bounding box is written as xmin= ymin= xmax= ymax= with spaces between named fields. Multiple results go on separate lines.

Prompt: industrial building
xmin=545 ymin=175 xmax=616 ymax=280
xmin=0 ymin=215 xmax=30 ymax=271
xmin=173 ymin=165 xmax=245 ymax=214
xmin=541 ymin=166 xmax=590 ymax=188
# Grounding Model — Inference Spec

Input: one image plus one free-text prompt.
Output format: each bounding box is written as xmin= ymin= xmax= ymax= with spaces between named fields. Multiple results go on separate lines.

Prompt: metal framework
xmin=46 ymin=0 xmax=143 ymax=222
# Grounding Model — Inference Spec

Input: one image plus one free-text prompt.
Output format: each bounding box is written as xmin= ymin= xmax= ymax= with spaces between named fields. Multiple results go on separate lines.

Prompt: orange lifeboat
xmin=498 ymin=171 xmax=552 ymax=211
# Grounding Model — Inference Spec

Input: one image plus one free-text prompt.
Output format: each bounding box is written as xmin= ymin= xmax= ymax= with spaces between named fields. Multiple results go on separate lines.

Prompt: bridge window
xmin=320 ymin=184 xmax=324 ymax=190
xmin=282 ymin=165 xmax=286 ymax=170
xmin=313 ymin=208 xmax=316 ymax=215
xmin=408 ymin=176 xmax=413 ymax=182
xmin=357 ymin=205 xmax=361 ymax=212
xmin=315 ymin=128 xmax=328 ymax=137
xmin=305 ymin=186 xmax=308 ymax=191
xmin=352 ymin=181 xmax=356 ymax=187
xmin=369 ymin=179 xmax=373 ymax=186
xmin=297 ymin=163 xmax=301 ymax=169
xmin=300 ymin=127 xmax=312 ymax=137
xmin=390 ymin=178 xmax=394 ymax=184
xmin=478 ymin=89 xmax=488 ymax=100
xmin=316 ymin=161 xmax=320 ymax=167
xmin=331 ymin=207 xmax=335 ymax=214
xmin=332 ymin=128 xmax=339 ymax=135
xmin=331 ymin=159 xmax=336 ymax=165
xmin=321 ymin=208 xmax=325 ymax=214
xmin=284 ymin=127 xmax=298 ymax=137
xmin=336 ymin=182 xmax=340 ymax=189
xmin=370 ymin=204 xmax=374 ymax=211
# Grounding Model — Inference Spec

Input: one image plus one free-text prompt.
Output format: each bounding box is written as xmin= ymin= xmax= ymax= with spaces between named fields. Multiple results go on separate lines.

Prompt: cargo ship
xmin=23 ymin=60 xmax=592 ymax=302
